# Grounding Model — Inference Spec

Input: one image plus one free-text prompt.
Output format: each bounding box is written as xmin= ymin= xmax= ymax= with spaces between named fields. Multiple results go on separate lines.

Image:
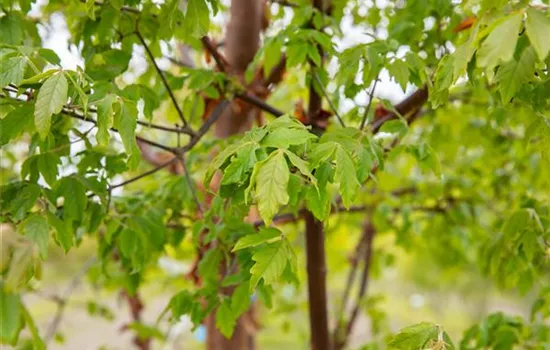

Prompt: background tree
xmin=1 ymin=0 xmax=549 ymax=349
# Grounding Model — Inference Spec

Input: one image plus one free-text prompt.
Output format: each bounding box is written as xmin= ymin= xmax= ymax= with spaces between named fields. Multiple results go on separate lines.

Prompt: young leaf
xmin=255 ymin=151 xmax=290 ymax=225
xmin=335 ymin=146 xmax=360 ymax=209
xmin=34 ymin=72 xmax=68 ymax=139
xmin=233 ymin=227 xmax=282 ymax=251
xmin=184 ymin=0 xmax=210 ymax=39
xmin=249 ymin=240 xmax=289 ymax=291
xmin=477 ymin=13 xmax=522 ymax=72
xmin=283 ymin=150 xmax=317 ymax=185
xmin=525 ymin=8 xmax=550 ymax=61
xmin=388 ymin=323 xmax=453 ymax=349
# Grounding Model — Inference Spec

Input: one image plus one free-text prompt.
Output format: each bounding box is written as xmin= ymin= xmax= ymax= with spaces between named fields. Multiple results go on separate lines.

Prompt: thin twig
xmin=201 ymin=36 xmax=228 ymax=73
xmin=135 ymin=30 xmax=188 ymax=126
xmin=109 ymin=157 xmax=178 ymax=190
xmin=360 ymin=76 xmax=379 ymax=130
xmin=136 ymin=119 xmax=195 ymax=136
xmin=235 ymin=93 xmax=285 ymax=117
xmin=313 ymin=72 xmax=346 ymax=127
xmin=59 ymin=107 xmax=178 ymax=154
xmin=335 ymin=221 xmax=376 ymax=350
xmin=180 ymin=155 xmax=204 ymax=214
xmin=182 ymin=100 xmax=230 ymax=152
xmin=45 ymin=258 xmax=96 ymax=344
xmin=333 ymin=230 xmax=370 ymax=344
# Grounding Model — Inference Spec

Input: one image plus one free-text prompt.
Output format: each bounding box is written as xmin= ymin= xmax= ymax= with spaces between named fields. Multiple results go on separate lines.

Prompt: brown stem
xmin=303 ymin=1 xmax=332 ymax=347
xmin=304 ymin=211 xmax=330 ymax=350
xmin=135 ymin=30 xmax=188 ymax=126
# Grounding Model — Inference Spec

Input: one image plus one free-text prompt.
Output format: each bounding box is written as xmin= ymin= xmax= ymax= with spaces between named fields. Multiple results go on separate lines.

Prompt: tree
xmin=1 ymin=0 xmax=549 ymax=349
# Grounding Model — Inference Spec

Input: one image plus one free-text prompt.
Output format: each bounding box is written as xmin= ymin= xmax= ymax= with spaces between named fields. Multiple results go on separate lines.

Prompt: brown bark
xmin=304 ymin=1 xmax=331 ymax=347
xmin=304 ymin=212 xmax=331 ymax=350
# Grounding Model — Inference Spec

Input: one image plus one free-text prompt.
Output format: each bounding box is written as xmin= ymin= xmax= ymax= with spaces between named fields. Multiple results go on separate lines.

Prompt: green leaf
xmin=115 ymin=99 xmax=140 ymax=169
xmin=206 ymin=141 xmax=256 ymax=186
xmin=525 ymin=8 xmax=550 ymax=61
xmin=184 ymin=0 xmax=210 ymax=39
xmin=34 ymin=72 xmax=68 ymax=139
xmin=221 ymin=144 xmax=258 ymax=185
xmin=255 ymin=151 xmax=290 ymax=225
xmin=95 ymin=95 xmax=115 ymax=146
xmin=118 ymin=228 xmax=148 ymax=271
xmin=477 ymin=13 xmax=523 ymax=71
xmin=262 ymin=128 xmax=316 ymax=149
xmin=231 ymin=282 xmax=251 ymax=319
xmin=388 ymin=323 xmax=453 ymax=349
xmin=335 ymin=146 xmax=360 ymax=209
xmin=309 ymin=142 xmax=337 ymax=168
xmin=526 ymin=115 xmax=550 ymax=161
xmin=306 ymin=163 xmax=332 ymax=221
xmin=20 ymin=303 xmax=45 ymax=350
xmin=388 ymin=59 xmax=410 ymax=92
xmin=86 ymin=50 xmax=131 ymax=81
xmin=198 ymin=248 xmax=222 ymax=283
xmin=249 ymin=239 xmax=289 ymax=291
xmin=20 ymin=215 xmax=49 ymax=259
xmin=0 ymin=287 xmax=23 ymax=345
xmin=10 ymin=184 xmax=40 ymax=221
xmin=215 ymin=299 xmax=236 ymax=338
xmin=496 ymin=46 xmax=537 ymax=104
xmin=19 ymin=69 xmax=57 ymax=86
xmin=169 ymin=291 xmax=204 ymax=325
xmin=233 ymin=227 xmax=282 ymax=251
xmin=283 ymin=150 xmax=317 ymax=185
xmin=55 ymin=177 xmax=87 ymax=223
xmin=47 ymin=212 xmax=73 ymax=252
xmin=37 ymin=153 xmax=60 ymax=186
xmin=0 ymin=13 xmax=23 ymax=45
xmin=0 ymin=105 xmax=34 ymax=146
xmin=0 ymin=56 xmax=26 ymax=88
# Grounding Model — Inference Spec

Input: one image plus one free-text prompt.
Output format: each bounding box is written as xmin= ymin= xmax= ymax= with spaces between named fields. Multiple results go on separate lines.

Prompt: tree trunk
xmin=305 ymin=1 xmax=331 ymax=349
xmin=205 ymin=0 xmax=263 ymax=349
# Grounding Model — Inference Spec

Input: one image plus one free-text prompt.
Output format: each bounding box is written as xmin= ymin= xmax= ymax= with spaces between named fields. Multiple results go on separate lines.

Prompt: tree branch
xmin=235 ymin=93 xmax=285 ymax=117
xmin=334 ymin=220 xmax=376 ymax=350
xmin=135 ymin=30 xmax=188 ymax=126
xmin=45 ymin=258 xmax=96 ymax=345
xmin=201 ymin=36 xmax=229 ymax=73
xmin=304 ymin=1 xmax=331 ymax=348
xmin=360 ymin=75 xmax=379 ymax=130
xmin=109 ymin=157 xmax=178 ymax=190
xmin=371 ymin=87 xmax=429 ymax=133
xmin=313 ymin=71 xmax=346 ymax=127
xmin=183 ymin=100 xmax=231 ymax=152
xmin=60 ymin=107 xmax=179 ymax=154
